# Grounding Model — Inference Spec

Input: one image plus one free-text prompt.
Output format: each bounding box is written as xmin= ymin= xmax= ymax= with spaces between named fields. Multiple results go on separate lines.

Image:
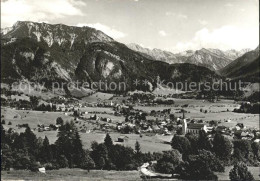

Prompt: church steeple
xmin=182 ymin=118 xmax=187 ymax=135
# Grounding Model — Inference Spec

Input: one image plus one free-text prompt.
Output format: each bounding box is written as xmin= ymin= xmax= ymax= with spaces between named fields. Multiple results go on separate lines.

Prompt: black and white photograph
xmin=1 ymin=0 xmax=259 ymax=180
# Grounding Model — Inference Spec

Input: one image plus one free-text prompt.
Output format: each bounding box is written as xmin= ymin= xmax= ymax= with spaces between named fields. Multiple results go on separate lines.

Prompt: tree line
xmin=1 ymin=121 xmax=259 ymax=180
xmin=156 ymin=130 xmax=259 ymax=180
xmin=1 ymin=121 xmax=159 ymax=171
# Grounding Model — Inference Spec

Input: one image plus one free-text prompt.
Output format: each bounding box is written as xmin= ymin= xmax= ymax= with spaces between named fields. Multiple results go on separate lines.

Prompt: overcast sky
xmin=1 ymin=0 xmax=259 ymax=52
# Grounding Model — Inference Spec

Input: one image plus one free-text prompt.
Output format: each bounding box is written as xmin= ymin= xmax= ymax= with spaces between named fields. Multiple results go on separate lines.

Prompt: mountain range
xmin=1 ymin=21 xmax=258 ymax=93
xmin=219 ymin=46 xmax=259 ymax=81
xmin=127 ymin=43 xmax=250 ymax=71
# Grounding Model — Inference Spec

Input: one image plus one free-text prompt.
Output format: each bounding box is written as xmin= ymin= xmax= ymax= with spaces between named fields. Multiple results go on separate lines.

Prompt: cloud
xmin=225 ymin=3 xmax=234 ymax=7
xmin=158 ymin=30 xmax=167 ymax=37
xmin=177 ymin=14 xmax=188 ymax=19
xmin=77 ymin=23 xmax=127 ymax=39
xmin=1 ymin=0 xmax=85 ymax=28
xmin=171 ymin=26 xmax=259 ymax=52
xmin=198 ymin=19 xmax=208 ymax=25
xmin=165 ymin=11 xmax=174 ymax=16
xmin=165 ymin=12 xmax=188 ymax=19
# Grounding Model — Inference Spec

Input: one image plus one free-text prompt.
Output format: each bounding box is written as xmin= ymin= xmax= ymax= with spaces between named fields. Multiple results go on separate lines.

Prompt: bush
xmin=43 ymin=163 xmax=56 ymax=170
xmin=155 ymin=150 xmax=182 ymax=174
xmin=121 ymin=125 xmax=133 ymax=134
xmin=171 ymin=136 xmax=191 ymax=154
xmin=155 ymin=161 xmax=175 ymax=174
xmin=177 ymin=154 xmax=219 ymax=180
xmin=8 ymin=122 xmax=12 ymax=125
xmin=125 ymin=163 xmax=136 ymax=170
xmin=106 ymin=162 xmax=117 ymax=170
xmin=229 ymin=162 xmax=254 ymax=181
xmin=2 ymin=120 xmax=6 ymax=124
xmin=80 ymin=155 xmax=95 ymax=170
xmin=56 ymin=117 xmax=64 ymax=125
xmin=29 ymin=162 xmax=41 ymax=172
xmin=57 ymin=155 xmax=69 ymax=168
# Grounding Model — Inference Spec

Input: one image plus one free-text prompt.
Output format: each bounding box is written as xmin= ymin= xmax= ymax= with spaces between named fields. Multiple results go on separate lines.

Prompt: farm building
xmin=117 ymin=136 xmax=129 ymax=142
xmin=80 ymin=129 xmax=90 ymax=133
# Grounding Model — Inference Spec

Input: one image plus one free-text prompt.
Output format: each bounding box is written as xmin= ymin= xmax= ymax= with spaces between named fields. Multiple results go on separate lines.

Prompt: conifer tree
xmin=40 ymin=136 xmax=53 ymax=163
xmin=104 ymin=133 xmax=113 ymax=149
xmin=73 ymin=131 xmax=84 ymax=167
xmin=135 ymin=141 xmax=141 ymax=154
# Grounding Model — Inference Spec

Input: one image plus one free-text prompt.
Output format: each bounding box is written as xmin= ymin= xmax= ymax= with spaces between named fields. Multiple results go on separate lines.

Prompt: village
xmin=1 ymin=89 xmax=260 ymax=150
xmin=1 ymin=85 xmax=260 ymax=180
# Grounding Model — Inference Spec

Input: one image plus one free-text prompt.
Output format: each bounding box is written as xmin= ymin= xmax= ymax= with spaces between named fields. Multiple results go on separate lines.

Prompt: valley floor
xmin=1 ymin=169 xmax=141 ymax=181
xmin=1 ymin=98 xmax=259 ymax=152
xmin=1 ymin=167 xmax=260 ymax=181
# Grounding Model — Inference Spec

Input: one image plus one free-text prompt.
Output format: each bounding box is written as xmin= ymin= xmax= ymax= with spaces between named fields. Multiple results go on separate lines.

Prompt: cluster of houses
xmin=89 ymin=114 xmax=112 ymax=123
xmin=178 ymin=117 xmax=258 ymax=140
xmin=37 ymin=124 xmax=60 ymax=132
xmin=9 ymin=90 xmax=259 ymax=140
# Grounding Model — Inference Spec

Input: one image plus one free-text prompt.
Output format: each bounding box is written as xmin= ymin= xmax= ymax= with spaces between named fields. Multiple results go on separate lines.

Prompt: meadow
xmin=79 ymin=133 xmax=173 ymax=152
xmin=80 ymin=92 xmax=114 ymax=103
xmin=2 ymin=97 xmax=259 ymax=153
xmin=2 ymin=167 xmax=260 ymax=181
xmin=135 ymin=99 xmax=259 ymax=128
xmin=1 ymin=107 xmax=172 ymax=152
xmin=1 ymin=169 xmax=142 ymax=181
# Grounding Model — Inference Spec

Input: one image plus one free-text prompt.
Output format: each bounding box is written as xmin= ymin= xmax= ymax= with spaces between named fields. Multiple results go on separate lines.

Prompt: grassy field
xmin=135 ymin=99 xmax=259 ymax=128
xmin=69 ymin=87 xmax=94 ymax=98
xmin=2 ymin=167 xmax=259 ymax=180
xmin=1 ymin=107 xmax=172 ymax=152
xmin=152 ymin=87 xmax=186 ymax=95
xmin=79 ymin=107 xmax=115 ymax=114
xmin=1 ymin=108 xmax=74 ymax=130
xmin=79 ymin=133 xmax=172 ymax=152
xmin=1 ymin=169 xmax=142 ymax=181
xmin=1 ymin=128 xmax=172 ymax=152
xmin=10 ymin=82 xmax=66 ymax=100
xmin=80 ymin=92 xmax=114 ymax=103
xmin=2 ymin=97 xmax=259 ymax=153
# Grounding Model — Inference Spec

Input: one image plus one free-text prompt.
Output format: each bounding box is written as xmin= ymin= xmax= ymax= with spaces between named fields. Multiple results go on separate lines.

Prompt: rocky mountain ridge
xmin=127 ymin=43 xmax=251 ymax=70
xmin=219 ymin=46 xmax=259 ymax=81
xmin=0 ymin=21 xmax=229 ymax=93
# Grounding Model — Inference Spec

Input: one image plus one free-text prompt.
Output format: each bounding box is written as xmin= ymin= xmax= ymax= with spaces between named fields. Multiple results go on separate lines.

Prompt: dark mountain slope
xmin=76 ymin=41 xmax=221 ymax=91
xmin=1 ymin=38 xmax=72 ymax=85
xmin=1 ymin=21 xmax=222 ymax=92
xmin=219 ymin=47 xmax=259 ymax=81
xmin=1 ymin=21 xmax=113 ymax=73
